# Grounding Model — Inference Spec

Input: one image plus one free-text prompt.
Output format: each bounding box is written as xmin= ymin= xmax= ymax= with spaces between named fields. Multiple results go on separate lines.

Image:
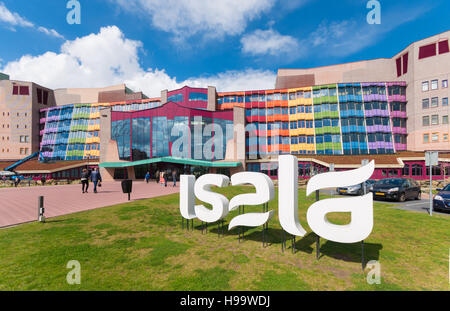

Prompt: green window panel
xmin=329 ymin=96 xmax=338 ymax=103
xmin=324 ymin=142 xmax=333 ymax=149
xmin=315 ymin=144 xmax=325 ymax=151
xmin=313 ymin=97 xmax=321 ymax=105
xmin=333 ymin=143 xmax=342 ymax=150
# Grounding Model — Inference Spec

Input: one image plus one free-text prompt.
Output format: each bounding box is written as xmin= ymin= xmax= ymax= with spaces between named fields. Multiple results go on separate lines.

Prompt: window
xmin=438 ymin=40 xmax=449 ymax=54
xmin=431 ymin=80 xmax=438 ymax=90
xmin=423 ymin=116 xmax=430 ymax=126
xmin=431 ymin=97 xmax=439 ymax=108
xmin=443 ymin=80 xmax=448 ymax=88
xmin=396 ymin=57 xmax=402 ymax=77
xmin=402 ymin=53 xmax=409 ymax=74
xmin=419 ymin=43 xmax=437 ymax=59
xmin=431 ymin=115 xmax=439 ymax=125
xmin=422 ymin=98 xmax=429 ymax=109
xmin=423 ymin=133 xmax=429 ymax=143
xmin=443 ymin=134 xmax=448 ymax=142
xmin=432 ymin=133 xmax=439 ymax=142
xmin=19 ymin=135 xmax=29 ymax=143
xmin=403 ymin=164 xmax=410 ymax=176
xmin=19 ymin=86 xmax=29 ymax=95
xmin=443 ymin=115 xmax=449 ymax=125
xmin=411 ymin=164 xmax=423 ymax=176
xmin=422 ymin=81 xmax=429 ymax=92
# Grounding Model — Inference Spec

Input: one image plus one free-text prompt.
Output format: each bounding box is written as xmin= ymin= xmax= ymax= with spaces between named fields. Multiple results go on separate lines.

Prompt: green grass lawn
xmin=0 ymin=187 xmax=449 ymax=291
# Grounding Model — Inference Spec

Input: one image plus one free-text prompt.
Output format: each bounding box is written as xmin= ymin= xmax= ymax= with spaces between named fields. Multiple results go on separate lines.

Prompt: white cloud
xmin=241 ymin=29 xmax=301 ymax=60
xmin=0 ymin=2 xmax=64 ymax=39
xmin=0 ymin=2 xmax=33 ymax=27
xmin=307 ymin=4 xmax=431 ymax=57
xmin=37 ymin=26 xmax=65 ymax=39
xmin=112 ymin=0 xmax=275 ymax=40
xmin=1 ymin=26 xmax=275 ymax=97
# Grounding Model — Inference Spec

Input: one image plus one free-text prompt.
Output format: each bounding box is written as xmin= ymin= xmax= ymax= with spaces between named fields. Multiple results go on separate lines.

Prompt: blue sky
xmin=0 ymin=0 xmax=448 ymax=97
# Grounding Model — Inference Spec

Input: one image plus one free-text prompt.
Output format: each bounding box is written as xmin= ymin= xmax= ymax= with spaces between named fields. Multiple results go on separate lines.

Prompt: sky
xmin=0 ymin=0 xmax=448 ymax=97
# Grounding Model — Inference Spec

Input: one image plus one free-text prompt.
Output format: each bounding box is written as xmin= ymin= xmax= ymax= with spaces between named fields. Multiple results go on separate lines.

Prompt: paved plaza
xmin=0 ymin=181 xmax=179 ymax=228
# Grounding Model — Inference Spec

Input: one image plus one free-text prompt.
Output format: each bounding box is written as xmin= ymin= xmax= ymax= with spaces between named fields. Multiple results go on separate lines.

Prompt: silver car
xmin=337 ymin=180 xmax=376 ymax=195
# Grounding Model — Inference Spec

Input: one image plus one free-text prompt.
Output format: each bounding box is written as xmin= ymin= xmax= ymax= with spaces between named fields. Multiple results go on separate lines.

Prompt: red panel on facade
xmin=438 ymin=40 xmax=449 ymax=54
xmin=396 ymin=57 xmax=402 ymax=77
xmin=19 ymin=86 xmax=29 ymax=95
xmin=418 ymin=43 xmax=437 ymax=59
xmin=402 ymin=53 xmax=408 ymax=74
xmin=12 ymin=86 xmax=18 ymax=95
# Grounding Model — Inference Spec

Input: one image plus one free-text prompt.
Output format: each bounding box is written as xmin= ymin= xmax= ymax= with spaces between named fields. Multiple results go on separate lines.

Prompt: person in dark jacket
xmin=91 ymin=168 xmax=102 ymax=193
xmin=81 ymin=168 xmax=90 ymax=193
xmin=163 ymin=170 xmax=168 ymax=187
xmin=145 ymin=171 xmax=151 ymax=184
xmin=172 ymin=170 xmax=177 ymax=187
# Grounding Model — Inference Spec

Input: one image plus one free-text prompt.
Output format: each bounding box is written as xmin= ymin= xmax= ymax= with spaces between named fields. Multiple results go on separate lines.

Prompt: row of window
xmin=422 ymin=115 xmax=449 ymax=126
xmin=423 ymin=133 xmax=449 ymax=143
xmin=422 ymin=97 xmax=448 ymax=109
xmin=12 ymin=85 xmax=29 ymax=96
xmin=422 ymin=79 xmax=448 ymax=92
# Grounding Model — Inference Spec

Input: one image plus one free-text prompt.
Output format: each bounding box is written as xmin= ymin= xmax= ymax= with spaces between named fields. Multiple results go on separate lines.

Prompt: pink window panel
xmin=396 ymin=57 xmax=402 ymax=77
xmin=402 ymin=52 xmax=408 ymax=75
xmin=418 ymin=43 xmax=437 ymax=59
xmin=438 ymin=40 xmax=449 ymax=54
xmin=19 ymin=86 xmax=29 ymax=95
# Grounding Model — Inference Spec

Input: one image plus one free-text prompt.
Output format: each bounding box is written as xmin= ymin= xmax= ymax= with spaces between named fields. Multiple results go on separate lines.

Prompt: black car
xmin=433 ymin=184 xmax=450 ymax=212
xmin=371 ymin=178 xmax=421 ymax=202
xmin=337 ymin=180 xmax=376 ymax=195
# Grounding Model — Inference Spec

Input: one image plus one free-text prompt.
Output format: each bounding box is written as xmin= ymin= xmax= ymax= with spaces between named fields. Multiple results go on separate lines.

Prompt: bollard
xmin=38 ymin=196 xmax=46 ymax=223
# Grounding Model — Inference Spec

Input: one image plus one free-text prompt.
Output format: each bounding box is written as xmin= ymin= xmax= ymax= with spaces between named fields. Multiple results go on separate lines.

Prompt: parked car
xmin=371 ymin=178 xmax=421 ymax=202
xmin=433 ymin=184 xmax=450 ymax=212
xmin=337 ymin=180 xmax=377 ymax=195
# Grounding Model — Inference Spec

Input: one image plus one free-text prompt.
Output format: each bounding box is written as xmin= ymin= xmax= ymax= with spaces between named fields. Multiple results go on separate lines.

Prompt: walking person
xmin=81 ymin=168 xmax=90 ymax=193
xmin=145 ymin=171 xmax=151 ymax=184
xmin=163 ymin=170 xmax=168 ymax=187
xmin=155 ymin=170 xmax=160 ymax=183
xmin=91 ymin=167 xmax=102 ymax=193
xmin=159 ymin=171 xmax=165 ymax=186
xmin=172 ymin=170 xmax=177 ymax=187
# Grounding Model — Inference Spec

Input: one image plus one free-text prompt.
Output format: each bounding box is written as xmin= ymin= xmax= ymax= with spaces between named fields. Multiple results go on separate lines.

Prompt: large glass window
xmin=153 ymin=117 xmax=170 ymax=157
xmin=111 ymin=119 xmax=131 ymax=160
xmin=189 ymin=92 xmax=208 ymax=101
xmin=132 ymin=117 xmax=151 ymax=161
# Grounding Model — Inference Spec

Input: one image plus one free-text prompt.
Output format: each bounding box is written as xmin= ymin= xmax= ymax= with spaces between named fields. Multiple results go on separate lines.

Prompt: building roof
xmin=0 ymin=160 xmax=98 ymax=174
xmin=99 ymin=156 xmax=242 ymax=168
xmin=247 ymin=152 xmax=450 ymax=168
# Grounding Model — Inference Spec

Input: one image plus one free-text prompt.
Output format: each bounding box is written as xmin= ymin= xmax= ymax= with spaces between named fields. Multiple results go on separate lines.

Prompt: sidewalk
xmin=0 ymin=181 xmax=179 ymax=228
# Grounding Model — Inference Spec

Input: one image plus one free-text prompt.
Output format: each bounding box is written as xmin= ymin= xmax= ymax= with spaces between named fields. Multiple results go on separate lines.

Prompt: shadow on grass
xmin=186 ymin=219 xmax=382 ymax=268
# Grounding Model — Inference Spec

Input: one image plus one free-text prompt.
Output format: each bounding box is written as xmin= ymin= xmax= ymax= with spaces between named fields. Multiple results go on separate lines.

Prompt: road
xmin=319 ymin=189 xmax=450 ymax=216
